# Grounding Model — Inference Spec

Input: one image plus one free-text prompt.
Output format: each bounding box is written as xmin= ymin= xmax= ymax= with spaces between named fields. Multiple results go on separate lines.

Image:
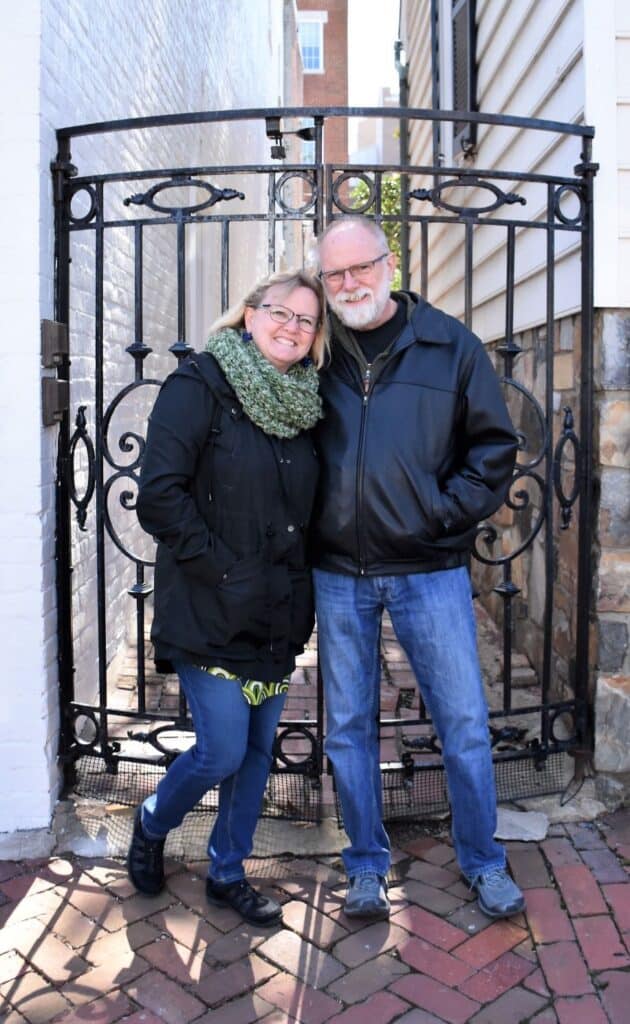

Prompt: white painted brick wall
xmin=0 ymin=2 xmax=57 ymax=835
xmin=0 ymin=0 xmax=301 ymax=837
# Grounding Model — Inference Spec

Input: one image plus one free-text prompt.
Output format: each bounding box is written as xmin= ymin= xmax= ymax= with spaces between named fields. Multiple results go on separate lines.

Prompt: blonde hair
xmin=209 ymin=269 xmax=329 ymax=369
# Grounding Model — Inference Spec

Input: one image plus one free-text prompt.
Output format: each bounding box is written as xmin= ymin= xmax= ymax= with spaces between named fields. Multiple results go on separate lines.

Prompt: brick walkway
xmin=1 ymin=809 xmax=629 ymax=1023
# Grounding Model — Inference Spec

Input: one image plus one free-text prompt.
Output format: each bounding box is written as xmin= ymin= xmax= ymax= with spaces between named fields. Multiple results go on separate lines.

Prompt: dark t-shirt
xmin=354 ymin=298 xmax=407 ymax=363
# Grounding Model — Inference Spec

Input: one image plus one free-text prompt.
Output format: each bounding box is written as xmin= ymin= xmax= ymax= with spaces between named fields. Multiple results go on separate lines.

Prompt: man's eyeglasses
xmin=256 ymin=304 xmax=319 ymax=334
xmin=319 ymin=252 xmax=390 ymax=286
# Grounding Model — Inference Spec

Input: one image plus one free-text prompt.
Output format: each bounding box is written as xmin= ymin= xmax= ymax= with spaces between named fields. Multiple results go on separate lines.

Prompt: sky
xmin=347 ymin=0 xmax=401 ymax=106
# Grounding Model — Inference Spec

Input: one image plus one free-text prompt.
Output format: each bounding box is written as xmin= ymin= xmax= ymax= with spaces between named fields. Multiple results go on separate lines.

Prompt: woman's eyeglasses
xmin=256 ymin=304 xmax=319 ymax=334
xmin=319 ymin=252 xmax=389 ymax=286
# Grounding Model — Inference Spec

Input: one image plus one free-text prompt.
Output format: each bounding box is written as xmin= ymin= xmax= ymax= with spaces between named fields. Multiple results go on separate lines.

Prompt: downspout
xmin=394 ymin=38 xmax=410 ymax=290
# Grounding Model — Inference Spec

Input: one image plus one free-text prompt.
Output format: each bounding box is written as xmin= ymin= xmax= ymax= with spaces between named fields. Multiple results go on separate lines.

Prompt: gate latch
xmin=41 ymin=319 xmax=68 ymax=367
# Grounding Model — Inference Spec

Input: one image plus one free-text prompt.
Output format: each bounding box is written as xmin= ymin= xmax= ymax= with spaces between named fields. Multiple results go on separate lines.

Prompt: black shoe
xmin=206 ymin=877 xmax=282 ymax=926
xmin=127 ymin=807 xmax=166 ymax=895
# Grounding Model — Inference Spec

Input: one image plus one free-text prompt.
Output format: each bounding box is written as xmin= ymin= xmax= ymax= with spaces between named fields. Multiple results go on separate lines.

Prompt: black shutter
xmin=452 ymin=0 xmax=477 ymax=155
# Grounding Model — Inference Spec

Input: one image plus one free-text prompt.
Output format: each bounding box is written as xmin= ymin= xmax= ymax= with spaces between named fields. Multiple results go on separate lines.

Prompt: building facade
xmin=296 ymin=0 xmax=349 ymax=163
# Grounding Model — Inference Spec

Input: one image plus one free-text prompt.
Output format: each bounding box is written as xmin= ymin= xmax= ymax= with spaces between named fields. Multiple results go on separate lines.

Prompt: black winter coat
xmin=312 ymin=292 xmax=518 ymax=576
xmin=137 ymin=353 xmax=318 ymax=680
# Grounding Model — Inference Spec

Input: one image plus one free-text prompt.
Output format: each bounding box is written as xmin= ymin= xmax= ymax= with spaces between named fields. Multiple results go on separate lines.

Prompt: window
xmin=302 ymin=139 xmax=316 ymax=164
xmin=431 ymin=0 xmax=477 ymax=162
xmin=297 ymin=11 xmax=327 ymax=74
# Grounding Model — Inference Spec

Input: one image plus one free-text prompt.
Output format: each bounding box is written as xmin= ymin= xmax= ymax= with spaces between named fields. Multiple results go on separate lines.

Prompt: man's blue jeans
xmin=314 ymin=566 xmax=506 ymax=880
xmin=142 ymin=663 xmax=285 ymax=883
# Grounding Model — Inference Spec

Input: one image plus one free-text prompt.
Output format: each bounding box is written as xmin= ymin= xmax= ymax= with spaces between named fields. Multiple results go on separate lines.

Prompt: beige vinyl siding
xmin=615 ymin=19 xmax=630 ymax=303
xmin=402 ymin=0 xmax=434 ymax=288
xmin=584 ymin=1 xmax=630 ymax=307
xmin=404 ymin=0 xmax=588 ymax=340
xmin=405 ymin=0 xmax=434 ymax=158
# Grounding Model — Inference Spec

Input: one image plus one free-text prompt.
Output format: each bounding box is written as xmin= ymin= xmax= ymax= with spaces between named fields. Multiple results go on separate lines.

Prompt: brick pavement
xmin=1 ymin=809 xmax=629 ymax=1023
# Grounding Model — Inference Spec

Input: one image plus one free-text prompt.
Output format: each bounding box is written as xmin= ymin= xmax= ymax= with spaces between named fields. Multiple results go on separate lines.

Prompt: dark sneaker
xmin=127 ymin=807 xmax=166 ymax=895
xmin=467 ymin=867 xmax=525 ymax=918
xmin=344 ymin=872 xmax=390 ymax=919
xmin=206 ymin=878 xmax=282 ymax=927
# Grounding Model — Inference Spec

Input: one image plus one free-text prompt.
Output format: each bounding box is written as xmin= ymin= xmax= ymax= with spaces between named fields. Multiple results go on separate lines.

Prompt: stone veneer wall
xmin=593 ymin=311 xmax=630 ymax=806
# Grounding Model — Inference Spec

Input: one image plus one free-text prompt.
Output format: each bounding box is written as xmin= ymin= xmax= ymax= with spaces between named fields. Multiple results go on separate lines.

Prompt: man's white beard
xmin=328 ymin=275 xmax=391 ymax=330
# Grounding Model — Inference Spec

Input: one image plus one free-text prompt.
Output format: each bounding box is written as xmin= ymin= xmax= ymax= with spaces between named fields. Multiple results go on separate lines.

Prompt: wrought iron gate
xmin=53 ymin=107 xmax=596 ymax=824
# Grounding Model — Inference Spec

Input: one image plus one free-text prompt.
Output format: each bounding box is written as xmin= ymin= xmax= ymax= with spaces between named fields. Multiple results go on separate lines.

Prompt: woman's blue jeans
xmin=141 ymin=662 xmax=285 ymax=883
xmin=314 ymin=565 xmax=506 ymax=881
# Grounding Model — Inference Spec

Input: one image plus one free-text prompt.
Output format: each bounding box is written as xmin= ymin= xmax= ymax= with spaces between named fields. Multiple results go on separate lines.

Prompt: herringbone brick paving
xmin=1 ymin=810 xmax=629 ymax=1023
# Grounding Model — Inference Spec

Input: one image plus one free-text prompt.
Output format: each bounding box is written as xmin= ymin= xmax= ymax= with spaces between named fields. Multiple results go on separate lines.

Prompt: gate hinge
xmin=41 ymin=319 xmax=69 ymax=368
xmin=42 ymin=377 xmax=69 ymax=426
xmin=573 ymin=160 xmax=599 ymax=177
xmin=50 ymin=157 xmax=78 ymax=203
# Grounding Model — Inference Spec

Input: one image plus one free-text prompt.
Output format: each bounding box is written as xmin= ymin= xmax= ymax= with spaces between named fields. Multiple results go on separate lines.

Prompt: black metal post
xmin=574 ymin=141 xmax=598 ymax=755
xmin=539 ymin=183 xmax=556 ymax=755
xmin=53 ymin=137 xmax=76 ymax=784
xmin=395 ymin=39 xmax=410 ymax=289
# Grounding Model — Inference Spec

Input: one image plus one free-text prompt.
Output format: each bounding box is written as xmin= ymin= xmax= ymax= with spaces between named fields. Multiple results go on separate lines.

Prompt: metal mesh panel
xmin=74 ymin=748 xmax=572 ymax=835
xmin=494 ymin=751 xmax=573 ymax=804
xmin=72 ymin=755 xmax=322 ymax=823
xmin=334 ymin=750 xmax=573 ymax=825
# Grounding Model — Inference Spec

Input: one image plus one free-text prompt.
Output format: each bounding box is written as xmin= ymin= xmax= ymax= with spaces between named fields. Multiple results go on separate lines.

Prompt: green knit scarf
xmin=205 ymin=327 xmax=322 ymax=438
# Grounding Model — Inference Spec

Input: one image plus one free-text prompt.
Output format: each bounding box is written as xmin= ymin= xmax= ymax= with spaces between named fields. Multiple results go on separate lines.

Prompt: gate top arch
xmin=56 ymin=105 xmax=594 ymax=142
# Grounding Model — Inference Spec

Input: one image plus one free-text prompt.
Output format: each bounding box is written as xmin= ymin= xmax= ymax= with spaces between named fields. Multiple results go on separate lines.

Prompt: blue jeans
xmin=142 ymin=662 xmax=285 ymax=883
xmin=314 ymin=566 xmax=506 ymax=880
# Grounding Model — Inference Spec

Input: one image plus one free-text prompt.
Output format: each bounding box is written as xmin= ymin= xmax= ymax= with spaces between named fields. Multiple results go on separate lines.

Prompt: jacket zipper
xmin=356 ymin=364 xmax=372 ymax=574
xmin=354 ymin=346 xmax=402 ymax=575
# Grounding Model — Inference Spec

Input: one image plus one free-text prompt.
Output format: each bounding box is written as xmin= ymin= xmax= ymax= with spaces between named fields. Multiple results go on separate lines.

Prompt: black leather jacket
xmin=137 ymin=353 xmax=318 ymax=679
xmin=312 ymin=292 xmax=518 ymax=576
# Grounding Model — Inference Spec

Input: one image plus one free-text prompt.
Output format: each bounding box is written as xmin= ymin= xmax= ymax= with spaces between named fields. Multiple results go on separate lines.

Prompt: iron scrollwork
xmin=553 ymin=184 xmax=585 ymax=227
xmin=67 ymin=184 xmax=98 ymax=225
xmin=274 ymin=170 xmax=318 ymax=214
xmin=401 ymin=732 xmax=442 ymax=755
xmin=63 ymin=706 xmax=121 ymax=765
xmin=490 ymin=724 xmax=529 ymax=751
xmin=124 ymin=175 xmax=245 ymax=216
xmin=409 ymin=176 xmax=526 ymax=217
xmin=100 ymin=378 xmax=162 ymax=563
xmin=273 ymin=725 xmax=320 ymax=778
xmin=473 ymin=466 xmax=546 ymax=566
xmin=331 ymin=171 xmax=375 ymax=214
xmin=68 ymin=405 xmax=96 ymax=530
xmin=553 ymin=406 xmax=581 ymax=529
xmin=126 ymin=723 xmax=193 ymax=766
xmin=101 ymin=379 xmax=163 ymax=472
xmin=549 ymin=705 xmax=578 ymax=748
xmin=472 ymin=378 xmax=548 ymax=566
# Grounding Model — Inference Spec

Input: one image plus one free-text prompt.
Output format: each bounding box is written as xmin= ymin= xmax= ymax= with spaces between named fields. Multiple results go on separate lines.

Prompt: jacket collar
xmin=395 ymin=291 xmax=454 ymax=346
xmin=328 ymin=290 xmax=453 ymax=365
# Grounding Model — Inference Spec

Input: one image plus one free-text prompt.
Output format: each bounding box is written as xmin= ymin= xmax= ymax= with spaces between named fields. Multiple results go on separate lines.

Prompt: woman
xmin=127 ymin=270 xmax=328 ymax=927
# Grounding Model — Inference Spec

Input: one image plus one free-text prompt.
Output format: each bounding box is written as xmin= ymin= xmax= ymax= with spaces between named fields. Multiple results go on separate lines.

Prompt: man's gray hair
xmin=313 ymin=216 xmax=389 ymax=270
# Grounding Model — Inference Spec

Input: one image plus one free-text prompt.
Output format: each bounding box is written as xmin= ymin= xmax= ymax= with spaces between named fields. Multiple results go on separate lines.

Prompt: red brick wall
xmin=297 ymin=0 xmax=348 ymax=164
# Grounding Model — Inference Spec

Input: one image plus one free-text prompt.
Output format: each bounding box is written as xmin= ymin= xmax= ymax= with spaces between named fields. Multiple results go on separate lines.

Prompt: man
xmin=312 ymin=216 xmax=524 ymax=921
